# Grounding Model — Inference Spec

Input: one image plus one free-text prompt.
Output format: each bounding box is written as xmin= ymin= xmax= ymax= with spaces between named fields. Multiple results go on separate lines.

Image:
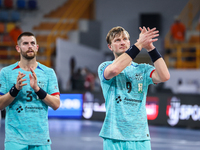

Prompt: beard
xmin=20 ymin=48 xmax=36 ymax=60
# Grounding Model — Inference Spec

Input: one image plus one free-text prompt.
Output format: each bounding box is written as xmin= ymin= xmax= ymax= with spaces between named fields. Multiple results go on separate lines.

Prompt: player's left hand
xmin=29 ymin=67 xmax=40 ymax=92
xmin=138 ymin=27 xmax=158 ymax=51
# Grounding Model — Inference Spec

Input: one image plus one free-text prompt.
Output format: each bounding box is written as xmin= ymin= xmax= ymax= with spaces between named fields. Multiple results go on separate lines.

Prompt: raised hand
xmin=15 ymin=72 xmax=27 ymax=90
xmin=137 ymin=26 xmax=159 ymax=51
xmin=29 ymin=68 xmax=39 ymax=92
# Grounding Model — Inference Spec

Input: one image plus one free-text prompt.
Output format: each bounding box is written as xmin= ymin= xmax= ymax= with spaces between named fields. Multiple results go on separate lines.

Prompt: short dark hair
xmin=17 ymin=32 xmax=35 ymax=45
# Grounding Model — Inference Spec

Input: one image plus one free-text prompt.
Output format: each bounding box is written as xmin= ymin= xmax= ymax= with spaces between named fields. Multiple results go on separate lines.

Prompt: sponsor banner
xmin=166 ymin=95 xmax=200 ymax=128
xmin=46 ymin=91 xmax=200 ymax=128
xmin=82 ymin=91 xmax=106 ymax=120
xmin=48 ymin=94 xmax=83 ymax=118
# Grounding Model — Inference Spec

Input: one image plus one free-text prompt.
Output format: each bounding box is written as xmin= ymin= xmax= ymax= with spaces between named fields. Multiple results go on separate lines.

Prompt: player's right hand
xmin=15 ymin=71 xmax=27 ymax=90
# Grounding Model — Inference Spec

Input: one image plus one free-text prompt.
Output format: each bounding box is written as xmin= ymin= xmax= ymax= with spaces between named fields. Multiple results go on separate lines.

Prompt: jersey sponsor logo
xmin=115 ymin=95 xmax=142 ymax=106
xmin=25 ymin=106 xmax=44 ymax=112
xmin=123 ymin=97 xmax=142 ymax=106
xmin=124 ymin=97 xmax=142 ymax=103
xmin=115 ymin=95 xmax=122 ymax=103
xmin=16 ymin=106 xmax=23 ymax=113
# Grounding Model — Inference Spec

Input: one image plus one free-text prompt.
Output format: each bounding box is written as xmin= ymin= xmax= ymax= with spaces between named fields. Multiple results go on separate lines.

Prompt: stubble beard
xmin=20 ymin=49 xmax=36 ymax=60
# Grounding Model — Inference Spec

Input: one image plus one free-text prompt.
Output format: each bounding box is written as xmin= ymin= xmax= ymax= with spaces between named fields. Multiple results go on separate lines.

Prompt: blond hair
xmin=106 ymin=26 xmax=130 ymax=45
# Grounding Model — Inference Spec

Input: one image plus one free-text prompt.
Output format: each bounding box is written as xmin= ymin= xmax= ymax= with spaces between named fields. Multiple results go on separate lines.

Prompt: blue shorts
xmin=5 ymin=142 xmax=51 ymax=150
xmin=103 ymin=138 xmax=151 ymax=150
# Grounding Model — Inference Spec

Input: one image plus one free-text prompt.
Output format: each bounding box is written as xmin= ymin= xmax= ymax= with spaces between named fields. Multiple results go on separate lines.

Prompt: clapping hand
xmin=15 ymin=72 xmax=27 ymax=90
xmin=29 ymin=68 xmax=40 ymax=92
xmin=137 ymin=26 xmax=159 ymax=51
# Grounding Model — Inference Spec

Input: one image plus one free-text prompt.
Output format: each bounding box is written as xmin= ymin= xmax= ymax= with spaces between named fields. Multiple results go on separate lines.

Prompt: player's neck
xmin=18 ymin=59 xmax=38 ymax=71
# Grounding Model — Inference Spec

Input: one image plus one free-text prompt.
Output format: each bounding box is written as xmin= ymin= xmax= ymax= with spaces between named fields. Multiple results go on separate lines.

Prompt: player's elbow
xmin=105 ymin=67 xmax=120 ymax=79
xmin=52 ymin=106 xmax=59 ymax=111
xmin=110 ymin=66 xmax=121 ymax=77
xmin=52 ymin=101 xmax=60 ymax=110
xmin=162 ymin=73 xmax=170 ymax=82
xmin=110 ymin=70 xmax=118 ymax=77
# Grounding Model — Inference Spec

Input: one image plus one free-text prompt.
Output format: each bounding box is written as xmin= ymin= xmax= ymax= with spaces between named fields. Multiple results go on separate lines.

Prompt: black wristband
xmin=148 ymin=48 xmax=162 ymax=63
xmin=35 ymin=87 xmax=47 ymax=100
xmin=9 ymin=84 xmax=20 ymax=97
xmin=125 ymin=45 xmax=140 ymax=60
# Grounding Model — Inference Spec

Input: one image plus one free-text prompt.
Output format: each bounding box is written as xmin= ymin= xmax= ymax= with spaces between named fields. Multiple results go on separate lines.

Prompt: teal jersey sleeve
xmin=46 ymin=68 xmax=60 ymax=95
xmin=98 ymin=61 xmax=155 ymax=141
xmin=98 ymin=61 xmax=114 ymax=90
xmin=142 ymin=63 xmax=155 ymax=85
xmin=0 ymin=67 xmax=8 ymax=95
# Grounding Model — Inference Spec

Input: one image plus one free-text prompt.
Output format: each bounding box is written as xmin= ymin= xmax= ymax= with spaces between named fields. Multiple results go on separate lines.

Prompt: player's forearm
xmin=0 ymin=93 xmax=15 ymax=110
xmin=111 ymin=53 xmax=132 ymax=73
xmin=154 ymin=58 xmax=170 ymax=82
xmin=104 ymin=53 xmax=132 ymax=79
xmin=105 ymin=44 xmax=140 ymax=79
xmin=42 ymin=94 xmax=60 ymax=110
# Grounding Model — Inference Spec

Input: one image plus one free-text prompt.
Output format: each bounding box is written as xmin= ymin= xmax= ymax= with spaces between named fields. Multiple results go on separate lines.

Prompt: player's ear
xmin=16 ymin=45 xmax=20 ymax=53
xmin=108 ymin=44 xmax=113 ymax=52
xmin=36 ymin=44 xmax=39 ymax=52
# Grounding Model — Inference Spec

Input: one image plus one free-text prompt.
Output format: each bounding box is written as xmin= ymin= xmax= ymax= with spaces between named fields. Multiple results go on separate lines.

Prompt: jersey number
xmin=26 ymin=91 xmax=32 ymax=102
xmin=126 ymin=82 xmax=132 ymax=93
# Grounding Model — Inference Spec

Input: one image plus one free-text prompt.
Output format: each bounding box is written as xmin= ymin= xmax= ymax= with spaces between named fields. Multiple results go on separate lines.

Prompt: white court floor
xmin=1 ymin=119 xmax=200 ymax=150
